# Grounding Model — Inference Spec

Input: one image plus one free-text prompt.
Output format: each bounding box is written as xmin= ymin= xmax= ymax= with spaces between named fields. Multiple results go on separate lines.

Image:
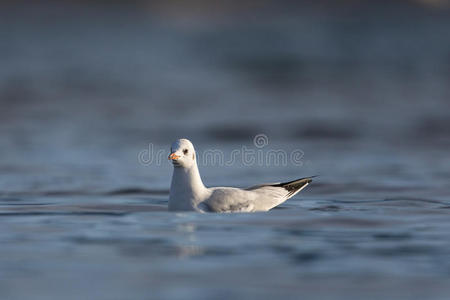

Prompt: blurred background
xmin=1 ymin=1 xmax=450 ymax=299
xmin=1 ymin=0 xmax=449 ymax=193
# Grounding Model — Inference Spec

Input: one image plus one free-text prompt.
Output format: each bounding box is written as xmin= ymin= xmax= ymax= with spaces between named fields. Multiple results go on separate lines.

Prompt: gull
xmin=168 ymin=138 xmax=314 ymax=212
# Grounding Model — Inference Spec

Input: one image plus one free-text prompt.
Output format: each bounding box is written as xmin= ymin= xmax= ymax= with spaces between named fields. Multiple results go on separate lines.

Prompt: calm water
xmin=1 ymin=3 xmax=450 ymax=299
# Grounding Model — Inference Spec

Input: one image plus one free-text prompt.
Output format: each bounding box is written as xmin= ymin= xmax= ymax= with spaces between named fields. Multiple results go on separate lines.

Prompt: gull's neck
xmin=169 ymin=162 xmax=207 ymax=211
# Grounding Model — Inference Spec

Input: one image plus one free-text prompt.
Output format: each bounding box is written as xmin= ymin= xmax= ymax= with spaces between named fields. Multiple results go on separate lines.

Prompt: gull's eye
xmin=183 ymin=149 xmax=188 ymax=155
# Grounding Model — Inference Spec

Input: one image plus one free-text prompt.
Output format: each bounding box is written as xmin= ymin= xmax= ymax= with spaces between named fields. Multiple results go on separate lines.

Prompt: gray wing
xmin=200 ymin=188 xmax=257 ymax=213
xmin=247 ymin=176 xmax=314 ymax=198
xmin=245 ymin=176 xmax=315 ymax=210
xmin=200 ymin=176 xmax=315 ymax=213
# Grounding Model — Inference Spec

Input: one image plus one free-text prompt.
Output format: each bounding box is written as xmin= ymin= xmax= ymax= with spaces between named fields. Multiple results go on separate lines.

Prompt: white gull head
xmin=168 ymin=138 xmax=197 ymax=169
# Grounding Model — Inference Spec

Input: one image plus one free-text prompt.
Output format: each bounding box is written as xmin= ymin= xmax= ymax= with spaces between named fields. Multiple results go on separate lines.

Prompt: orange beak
xmin=168 ymin=153 xmax=180 ymax=160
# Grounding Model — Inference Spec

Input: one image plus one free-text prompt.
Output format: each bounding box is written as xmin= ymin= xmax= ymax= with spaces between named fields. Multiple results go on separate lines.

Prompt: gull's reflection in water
xmin=175 ymin=219 xmax=204 ymax=258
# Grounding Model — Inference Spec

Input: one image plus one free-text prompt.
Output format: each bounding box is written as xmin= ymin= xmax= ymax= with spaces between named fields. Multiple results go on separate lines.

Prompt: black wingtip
xmin=307 ymin=175 xmax=319 ymax=182
xmin=275 ymin=175 xmax=317 ymax=187
xmin=270 ymin=176 xmax=314 ymax=194
xmin=274 ymin=176 xmax=314 ymax=198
